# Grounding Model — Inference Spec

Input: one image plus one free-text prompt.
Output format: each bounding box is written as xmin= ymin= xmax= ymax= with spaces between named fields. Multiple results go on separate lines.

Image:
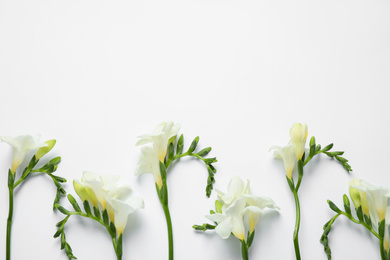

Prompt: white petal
xmin=214 ymin=218 xmax=233 ymax=239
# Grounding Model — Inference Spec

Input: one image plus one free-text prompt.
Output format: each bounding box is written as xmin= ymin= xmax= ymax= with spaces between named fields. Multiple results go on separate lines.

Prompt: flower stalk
xmin=6 ymin=170 xmax=14 ymax=260
xmin=271 ymin=123 xmax=351 ymax=260
xmin=135 ymin=122 xmax=217 ymax=260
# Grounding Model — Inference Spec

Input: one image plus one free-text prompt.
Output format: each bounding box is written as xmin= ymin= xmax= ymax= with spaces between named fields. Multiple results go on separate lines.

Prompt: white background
xmin=1 ymin=0 xmax=390 ymax=259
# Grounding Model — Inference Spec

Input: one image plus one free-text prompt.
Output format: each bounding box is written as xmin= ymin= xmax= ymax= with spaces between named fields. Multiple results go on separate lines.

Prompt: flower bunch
xmin=193 ymin=176 xmax=279 ymax=260
xmin=135 ymin=121 xmax=217 ymax=260
xmin=54 ymin=172 xmax=143 ymax=260
xmin=271 ymin=123 xmax=351 ymax=260
xmin=1 ymin=134 xmax=65 ymax=260
xmin=322 ymin=178 xmax=390 ymax=260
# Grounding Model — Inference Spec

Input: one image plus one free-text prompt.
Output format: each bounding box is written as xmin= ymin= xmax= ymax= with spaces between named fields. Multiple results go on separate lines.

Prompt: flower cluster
xmin=73 ymin=172 xmax=144 ymax=235
xmin=349 ymin=178 xmax=390 ymax=252
xmin=205 ymin=176 xmax=279 ymax=241
xmin=135 ymin=121 xmax=180 ymax=188
xmin=270 ymin=123 xmax=308 ymax=179
xmin=1 ymin=134 xmax=50 ymax=173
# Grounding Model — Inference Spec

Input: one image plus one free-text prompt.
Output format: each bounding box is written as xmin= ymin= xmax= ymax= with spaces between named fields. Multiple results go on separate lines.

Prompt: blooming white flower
xmin=0 ymin=134 xmax=47 ymax=173
xmin=289 ymin=123 xmax=308 ymax=160
xmin=270 ymin=144 xmax=296 ymax=179
xmin=73 ymin=172 xmax=144 ymax=234
xmin=136 ymin=121 xmax=180 ymax=162
xmin=135 ymin=146 xmax=162 ymax=188
xmin=351 ymin=178 xmax=390 ymax=227
xmin=206 ymin=176 xmax=278 ymax=240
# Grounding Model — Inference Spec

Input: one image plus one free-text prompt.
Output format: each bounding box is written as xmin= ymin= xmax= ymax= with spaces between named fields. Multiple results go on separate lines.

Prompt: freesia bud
xmin=36 ymin=139 xmax=56 ymax=159
xmin=289 ymin=123 xmax=308 ymax=160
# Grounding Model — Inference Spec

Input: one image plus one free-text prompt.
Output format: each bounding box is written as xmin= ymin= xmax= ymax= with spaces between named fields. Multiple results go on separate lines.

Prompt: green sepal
xmin=356 ymin=206 xmax=364 ymax=222
xmin=343 ymin=194 xmax=351 ymax=215
xmin=103 ymin=209 xmax=109 ymax=226
xmin=83 ymin=200 xmax=92 ymax=216
xmin=93 ymin=206 xmax=101 ymax=219
xmin=247 ymin=230 xmax=255 ymax=248
xmin=379 ymin=219 xmax=386 ymax=238
xmin=187 ymin=136 xmax=199 ymax=153
xmin=110 ymin=222 xmax=117 ymax=237
xmin=116 ymin=234 xmax=123 ymax=258
xmin=364 ymin=214 xmax=372 ymax=227
xmin=159 ymin=161 xmax=167 ymax=182
xmin=196 ymin=147 xmax=211 ymax=157
xmin=215 ymin=200 xmax=222 ymax=214
xmin=176 ymin=134 xmax=184 ymax=155
xmin=50 ymin=156 xmax=61 ymax=165
xmin=210 ymin=210 xmax=215 ymax=214
xmin=286 ymin=176 xmax=295 ymax=192
xmin=67 ymin=194 xmax=81 ymax=212
xmin=64 ymin=242 xmax=77 ymax=259
xmin=28 ymin=155 xmax=38 ymax=170
xmin=8 ymin=169 xmax=14 ymax=187
xmin=328 ymin=200 xmax=341 ymax=214
xmin=36 ymin=139 xmax=56 ymax=159
xmin=316 ymin=144 xmax=322 ymax=152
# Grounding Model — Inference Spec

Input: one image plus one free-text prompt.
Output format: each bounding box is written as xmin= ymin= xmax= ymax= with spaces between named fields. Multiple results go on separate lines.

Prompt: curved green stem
xmin=162 ymin=204 xmax=174 ymax=260
xmin=6 ymin=171 xmax=15 ymax=260
xmin=292 ymin=190 xmax=301 ymax=260
xmin=241 ymin=239 xmax=249 ymax=260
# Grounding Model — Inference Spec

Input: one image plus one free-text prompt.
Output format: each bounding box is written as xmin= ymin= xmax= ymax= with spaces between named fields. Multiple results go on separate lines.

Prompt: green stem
xmin=292 ymin=190 xmax=301 ymax=260
xmin=6 ymin=171 xmax=15 ymax=260
xmin=162 ymin=204 xmax=174 ymax=260
xmin=380 ymin=237 xmax=386 ymax=260
xmin=241 ymin=239 xmax=249 ymax=260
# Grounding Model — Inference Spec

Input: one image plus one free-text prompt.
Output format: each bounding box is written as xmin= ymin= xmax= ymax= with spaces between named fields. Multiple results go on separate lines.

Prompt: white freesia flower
xmin=351 ymin=178 xmax=390 ymax=227
xmin=136 ymin=121 xmax=180 ymax=162
xmin=73 ymin=172 xmax=144 ymax=234
xmin=1 ymin=134 xmax=47 ymax=173
xmin=206 ymin=176 xmax=279 ymax=240
xmin=270 ymin=144 xmax=296 ymax=179
xmin=135 ymin=146 xmax=162 ymax=188
xmin=289 ymin=123 xmax=308 ymax=160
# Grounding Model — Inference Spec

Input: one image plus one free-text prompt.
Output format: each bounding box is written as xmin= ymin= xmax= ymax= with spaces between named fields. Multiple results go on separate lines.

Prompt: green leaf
xmin=328 ymin=200 xmax=341 ymax=213
xmin=176 ymin=134 xmax=184 ymax=155
xmin=187 ymin=136 xmax=199 ymax=153
xmin=196 ymin=147 xmax=211 ymax=157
